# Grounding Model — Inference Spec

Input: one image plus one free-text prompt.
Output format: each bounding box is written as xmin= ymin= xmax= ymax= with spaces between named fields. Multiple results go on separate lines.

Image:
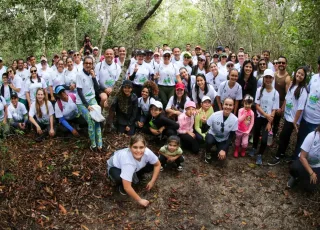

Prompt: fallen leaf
xmin=241 ymin=221 xmax=247 ymax=225
xmin=44 ymin=186 xmax=53 ymax=196
xmin=38 ymin=160 xmax=42 ymax=168
xmin=72 ymin=171 xmax=80 ymax=176
xmin=59 ymin=204 xmax=67 ymax=215
xmin=154 ymin=219 xmax=160 ymax=226
xmin=201 ymin=226 xmax=206 ymax=230
xmin=267 ymin=171 xmax=277 ymax=178
xmin=247 ymin=163 xmax=256 ymax=168
xmin=303 ymin=210 xmax=312 ymax=217
xmin=81 ymin=225 xmax=89 ymax=230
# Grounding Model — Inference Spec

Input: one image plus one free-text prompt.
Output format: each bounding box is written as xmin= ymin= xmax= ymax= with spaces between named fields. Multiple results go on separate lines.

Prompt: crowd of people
xmin=0 ymin=36 xmax=319 ymax=207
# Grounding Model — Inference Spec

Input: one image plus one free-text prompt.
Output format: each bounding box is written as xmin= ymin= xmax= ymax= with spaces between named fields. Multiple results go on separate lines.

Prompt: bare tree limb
xmin=136 ymin=0 xmax=163 ymax=31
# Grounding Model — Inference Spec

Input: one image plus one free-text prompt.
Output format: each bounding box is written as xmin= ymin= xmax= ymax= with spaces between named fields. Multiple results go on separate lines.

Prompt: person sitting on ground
xmin=287 ymin=125 xmax=320 ymax=192
xmin=111 ymin=80 xmax=138 ymax=136
xmin=7 ymin=93 xmax=28 ymax=131
xmin=0 ymin=94 xmax=9 ymax=137
xmin=159 ymin=135 xmax=184 ymax=171
xmin=194 ymin=96 xmax=214 ymax=143
xmin=107 ymin=134 xmax=161 ymax=207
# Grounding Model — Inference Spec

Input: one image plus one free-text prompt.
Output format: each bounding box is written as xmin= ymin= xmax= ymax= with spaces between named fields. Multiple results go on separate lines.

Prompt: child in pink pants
xmin=234 ymin=95 xmax=255 ymax=157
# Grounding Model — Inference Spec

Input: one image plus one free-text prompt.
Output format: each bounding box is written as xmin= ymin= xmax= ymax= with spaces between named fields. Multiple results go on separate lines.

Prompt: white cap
xmin=93 ymin=47 xmax=99 ymax=50
xmin=263 ymin=69 xmax=274 ymax=78
xmin=0 ymin=57 xmax=2 ymax=61
xmin=163 ymin=50 xmax=172 ymax=56
xmin=150 ymin=100 xmax=163 ymax=109
xmin=201 ymin=96 xmax=211 ymax=102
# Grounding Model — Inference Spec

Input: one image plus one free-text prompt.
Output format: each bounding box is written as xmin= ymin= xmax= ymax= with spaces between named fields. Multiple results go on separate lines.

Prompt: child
xmin=177 ymin=100 xmax=199 ymax=154
xmin=234 ymin=95 xmax=255 ymax=157
xmin=159 ymin=136 xmax=184 ymax=171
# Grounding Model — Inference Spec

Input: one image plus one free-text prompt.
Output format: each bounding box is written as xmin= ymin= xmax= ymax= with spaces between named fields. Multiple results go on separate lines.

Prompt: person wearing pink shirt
xmin=177 ymin=101 xmax=199 ymax=154
xmin=234 ymin=95 xmax=255 ymax=157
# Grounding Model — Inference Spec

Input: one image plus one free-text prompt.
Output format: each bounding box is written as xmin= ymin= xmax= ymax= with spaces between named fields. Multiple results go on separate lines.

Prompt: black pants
xmin=252 ymin=117 xmax=269 ymax=155
xmin=109 ymin=163 xmax=154 ymax=186
xmin=159 ymin=154 xmax=184 ymax=167
xmin=205 ymin=133 xmax=228 ymax=158
xmin=290 ymin=160 xmax=320 ymax=192
xmin=276 ymin=119 xmax=294 ymax=158
xmin=143 ymin=126 xmax=177 ymax=138
xmin=179 ymin=133 xmax=200 ymax=154
xmin=272 ymin=111 xmax=282 ymax=136
xmin=116 ymin=124 xmax=135 ymax=136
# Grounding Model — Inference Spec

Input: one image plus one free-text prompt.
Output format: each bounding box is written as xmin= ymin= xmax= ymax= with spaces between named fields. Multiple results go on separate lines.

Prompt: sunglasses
xmin=30 ymin=70 xmax=37 ymax=73
xmin=74 ymin=54 xmax=80 ymax=56
xmin=231 ymin=56 xmax=236 ymax=58
xmin=221 ymin=56 xmax=227 ymax=58
xmin=273 ymin=62 xmax=278 ymax=65
xmin=163 ymin=55 xmax=170 ymax=58
xmin=8 ymin=70 xmax=13 ymax=73
xmin=259 ymin=63 xmax=266 ymax=66
xmin=198 ymin=59 xmax=205 ymax=62
xmin=84 ymin=62 xmax=93 ymax=65
xmin=220 ymin=122 xmax=225 ymax=133
xmin=278 ymin=62 xmax=286 ymax=65
xmin=227 ymin=65 xmax=234 ymax=67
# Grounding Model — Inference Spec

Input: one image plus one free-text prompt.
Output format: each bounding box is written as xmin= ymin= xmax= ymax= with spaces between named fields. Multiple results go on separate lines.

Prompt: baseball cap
xmin=175 ymin=82 xmax=185 ymax=90
xmin=220 ymin=53 xmax=228 ymax=58
xmin=201 ymin=96 xmax=211 ymax=103
xmin=195 ymin=45 xmax=201 ymax=50
xmin=150 ymin=101 xmax=163 ymax=109
xmin=122 ymin=80 xmax=133 ymax=88
xmin=263 ymin=69 xmax=274 ymax=78
xmin=198 ymin=55 xmax=206 ymax=61
xmin=136 ymin=50 xmax=146 ymax=56
xmin=216 ymin=46 xmax=224 ymax=51
xmin=154 ymin=52 xmax=160 ymax=56
xmin=163 ymin=50 xmax=172 ymax=56
xmin=93 ymin=47 xmax=99 ymax=50
xmin=55 ymin=85 xmax=65 ymax=94
xmin=185 ymin=101 xmax=196 ymax=109
xmin=145 ymin=49 xmax=154 ymax=54
xmin=0 ymin=57 xmax=2 ymax=61
xmin=183 ymin=52 xmax=192 ymax=58
xmin=41 ymin=57 xmax=47 ymax=62
xmin=239 ymin=47 xmax=244 ymax=51
xmin=213 ymin=53 xmax=219 ymax=58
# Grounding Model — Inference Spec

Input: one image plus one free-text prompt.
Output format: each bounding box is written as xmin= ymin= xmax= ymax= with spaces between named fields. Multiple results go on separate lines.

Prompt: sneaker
xmin=118 ymin=185 xmax=127 ymax=195
xmin=90 ymin=145 xmax=97 ymax=152
xmin=268 ymin=157 xmax=280 ymax=166
xmin=160 ymin=166 xmax=164 ymax=172
xmin=256 ymin=154 xmax=262 ymax=165
xmin=205 ymin=152 xmax=212 ymax=160
xmin=177 ymin=166 xmax=183 ymax=171
xmin=249 ymin=148 xmax=256 ymax=157
xmin=35 ymin=135 xmax=44 ymax=143
xmin=287 ymin=176 xmax=297 ymax=188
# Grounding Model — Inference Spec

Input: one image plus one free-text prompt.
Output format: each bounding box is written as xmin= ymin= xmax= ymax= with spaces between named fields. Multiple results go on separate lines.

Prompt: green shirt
xmin=159 ymin=145 xmax=183 ymax=156
xmin=194 ymin=107 xmax=214 ymax=139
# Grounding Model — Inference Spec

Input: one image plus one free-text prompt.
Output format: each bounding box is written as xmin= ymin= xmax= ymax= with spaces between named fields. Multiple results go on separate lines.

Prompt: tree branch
xmin=136 ymin=0 xmax=163 ymax=31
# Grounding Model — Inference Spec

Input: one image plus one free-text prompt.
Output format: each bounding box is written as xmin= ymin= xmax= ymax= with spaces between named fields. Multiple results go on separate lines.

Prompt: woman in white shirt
xmin=25 ymin=67 xmax=47 ymax=108
xmin=64 ymin=58 xmax=77 ymax=94
xmin=192 ymin=73 xmax=217 ymax=109
xmin=107 ymin=134 xmax=161 ymax=206
xmin=28 ymin=88 xmax=55 ymax=142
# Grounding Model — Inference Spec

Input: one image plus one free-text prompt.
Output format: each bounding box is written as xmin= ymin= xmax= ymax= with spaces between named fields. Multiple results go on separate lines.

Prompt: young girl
xmin=177 ymin=101 xmax=199 ymax=154
xmin=159 ymin=136 xmax=184 ymax=171
xmin=268 ymin=67 xmax=308 ymax=165
xmin=191 ymin=73 xmax=217 ymax=108
xmin=194 ymin=96 xmax=214 ymax=143
xmin=107 ymin=134 xmax=161 ymax=207
xmin=234 ymin=95 xmax=255 ymax=158
xmin=250 ymin=69 xmax=279 ymax=165
xmin=216 ymin=68 xmax=243 ymax=114
xmin=28 ymin=88 xmax=55 ymax=142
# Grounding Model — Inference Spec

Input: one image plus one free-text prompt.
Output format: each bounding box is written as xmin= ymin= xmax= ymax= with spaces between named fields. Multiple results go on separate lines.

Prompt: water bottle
xmin=267 ymin=131 xmax=273 ymax=146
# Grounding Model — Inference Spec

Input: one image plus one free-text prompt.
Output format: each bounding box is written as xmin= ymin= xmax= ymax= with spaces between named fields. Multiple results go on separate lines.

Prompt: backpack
xmin=57 ymin=93 xmax=76 ymax=112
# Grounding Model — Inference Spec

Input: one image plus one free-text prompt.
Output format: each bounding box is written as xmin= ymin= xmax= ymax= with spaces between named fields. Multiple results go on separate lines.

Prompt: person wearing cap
xmin=64 ymin=57 xmax=77 ymax=94
xmin=273 ymin=56 xmax=291 ymax=137
xmin=225 ymin=61 xmax=235 ymax=74
xmin=28 ymin=88 xmax=55 ymax=142
xmin=217 ymin=53 xmax=228 ymax=74
xmin=150 ymin=51 xmax=161 ymax=71
xmin=95 ymin=48 xmax=121 ymax=109
xmin=7 ymin=93 xmax=28 ymax=131
xmin=111 ymin=80 xmax=138 ymax=135
xmin=177 ymin=100 xmax=199 ymax=154
xmin=192 ymin=73 xmax=217 ymax=109
xmin=212 ymin=53 xmax=219 ymax=64
xmin=154 ymin=50 xmax=181 ymax=108
xmin=216 ymin=69 xmax=242 ymax=114
xmin=76 ymin=56 xmax=103 ymax=152
xmin=191 ymin=54 xmax=207 ymax=76
xmin=38 ymin=57 xmax=53 ymax=97
xmin=55 ymin=85 xmax=86 ymax=136
xmin=25 ymin=66 xmax=47 ymax=108
xmin=291 ymin=57 xmax=320 ymax=161
xmin=92 ymin=47 xmax=100 ymax=64
xmin=171 ymin=47 xmax=182 ymax=65
xmin=143 ymin=49 xmax=154 ymax=65
xmin=250 ymin=69 xmax=279 ymax=165
xmin=204 ymin=97 xmax=238 ymax=163
xmin=178 ymin=52 xmax=192 ymax=75
xmin=128 ymin=50 xmax=154 ymax=97
xmin=144 ymin=100 xmax=179 ymax=138
xmin=234 ymin=95 xmax=255 ymax=158
xmin=194 ymin=96 xmax=214 ymax=142
xmin=165 ymin=82 xmax=191 ymax=120
xmin=50 ymin=59 xmax=66 ymax=101
xmin=268 ymin=66 xmax=308 ymax=166
xmin=216 ymin=46 xmax=224 ymax=55
xmin=73 ymin=52 xmax=83 ymax=72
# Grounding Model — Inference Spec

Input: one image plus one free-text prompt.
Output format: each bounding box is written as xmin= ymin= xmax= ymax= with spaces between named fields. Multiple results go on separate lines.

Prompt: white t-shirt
xmin=138 ymin=97 xmax=156 ymax=116
xmin=192 ymin=56 xmax=198 ymax=66
xmin=15 ymin=69 xmax=30 ymax=100
xmin=76 ymin=71 xmax=96 ymax=104
xmin=148 ymin=60 xmax=161 ymax=71
xmin=284 ymin=85 xmax=308 ymax=124
xmin=54 ymin=96 xmax=79 ymax=120
xmin=268 ymin=62 xmax=275 ymax=72
xmin=300 ymin=131 xmax=320 ymax=168
xmin=64 ymin=68 xmax=78 ymax=93
xmin=234 ymin=63 xmax=241 ymax=72
xmin=25 ymin=78 xmax=47 ymax=103
xmin=11 ymin=76 xmax=23 ymax=98
xmin=303 ymin=74 xmax=320 ymax=124
xmin=192 ymin=83 xmax=217 ymax=105
xmin=155 ymin=63 xmax=179 ymax=86
xmin=196 ymin=67 xmax=206 ymax=75
xmin=129 ymin=62 xmax=154 ymax=85
xmin=174 ymin=62 xmax=192 ymax=75
xmin=95 ymin=61 xmax=121 ymax=89
xmin=74 ymin=61 xmax=83 ymax=72
xmin=38 ymin=68 xmax=53 ymax=91
xmin=50 ymin=70 xmax=66 ymax=91
xmin=217 ymin=80 xmax=243 ymax=102
xmin=207 ymin=111 xmax=238 ymax=142
xmin=29 ymin=101 xmax=54 ymax=125
xmin=255 ymin=87 xmax=280 ymax=118
xmin=206 ymin=72 xmax=227 ymax=92
xmin=7 ymin=102 xmax=27 ymax=122
xmin=171 ymin=57 xmax=182 ymax=65
xmin=166 ymin=96 xmax=191 ymax=111
xmin=0 ymin=67 xmax=7 ymax=86
xmin=107 ymin=147 xmax=158 ymax=182
xmin=2 ymin=85 xmax=11 ymax=105
xmin=217 ymin=62 xmax=228 ymax=75
xmin=0 ymin=96 xmax=6 ymax=122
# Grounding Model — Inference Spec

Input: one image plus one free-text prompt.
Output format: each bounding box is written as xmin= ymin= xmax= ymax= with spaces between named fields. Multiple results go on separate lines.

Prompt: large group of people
xmin=0 ymin=37 xmax=319 ymax=207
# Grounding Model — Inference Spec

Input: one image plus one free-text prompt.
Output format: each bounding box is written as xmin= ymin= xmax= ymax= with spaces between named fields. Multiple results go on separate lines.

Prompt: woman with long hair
xmin=238 ymin=60 xmax=257 ymax=100
xmin=254 ymin=58 xmax=268 ymax=88
xmin=227 ymin=53 xmax=238 ymax=64
xmin=192 ymin=73 xmax=217 ymax=109
xmin=191 ymin=55 xmax=207 ymax=75
xmin=25 ymin=66 xmax=47 ymax=108
xmin=251 ymin=55 xmax=260 ymax=71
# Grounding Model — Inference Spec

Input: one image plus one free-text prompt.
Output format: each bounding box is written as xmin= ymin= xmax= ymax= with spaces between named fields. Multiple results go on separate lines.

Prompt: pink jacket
xmin=177 ymin=113 xmax=194 ymax=134
xmin=238 ymin=108 xmax=254 ymax=133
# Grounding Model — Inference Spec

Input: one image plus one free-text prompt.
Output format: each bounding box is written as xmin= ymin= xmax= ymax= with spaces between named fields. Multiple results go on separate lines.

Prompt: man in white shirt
xmin=171 ymin=47 xmax=182 ymax=65
xmin=263 ymin=50 xmax=275 ymax=72
xmin=235 ymin=51 xmax=245 ymax=72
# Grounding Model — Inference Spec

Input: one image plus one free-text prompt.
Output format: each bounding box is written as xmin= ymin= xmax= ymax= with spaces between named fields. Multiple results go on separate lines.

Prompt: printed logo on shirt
xmin=105 ymin=79 xmax=115 ymax=87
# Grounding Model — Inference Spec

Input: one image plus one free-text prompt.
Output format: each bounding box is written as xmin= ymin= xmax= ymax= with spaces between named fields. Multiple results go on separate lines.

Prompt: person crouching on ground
xmin=159 ymin=135 xmax=184 ymax=171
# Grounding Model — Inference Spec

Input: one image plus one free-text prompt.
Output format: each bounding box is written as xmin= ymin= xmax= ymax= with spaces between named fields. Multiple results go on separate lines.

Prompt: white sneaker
xmin=160 ymin=166 xmax=164 ymax=171
xmin=177 ymin=166 xmax=183 ymax=171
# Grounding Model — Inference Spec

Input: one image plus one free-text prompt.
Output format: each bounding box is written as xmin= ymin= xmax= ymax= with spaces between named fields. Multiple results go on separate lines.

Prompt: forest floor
xmin=0 ymin=128 xmax=320 ymax=230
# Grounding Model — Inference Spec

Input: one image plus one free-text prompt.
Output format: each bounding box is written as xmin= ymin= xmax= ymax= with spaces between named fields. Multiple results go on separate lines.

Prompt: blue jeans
xmin=293 ymin=118 xmax=319 ymax=160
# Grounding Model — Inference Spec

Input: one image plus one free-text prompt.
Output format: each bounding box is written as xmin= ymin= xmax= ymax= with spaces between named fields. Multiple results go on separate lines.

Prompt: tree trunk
xmin=74 ymin=19 xmax=78 ymax=51
xmin=98 ymin=0 xmax=112 ymax=55
xmin=136 ymin=0 xmax=163 ymax=31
